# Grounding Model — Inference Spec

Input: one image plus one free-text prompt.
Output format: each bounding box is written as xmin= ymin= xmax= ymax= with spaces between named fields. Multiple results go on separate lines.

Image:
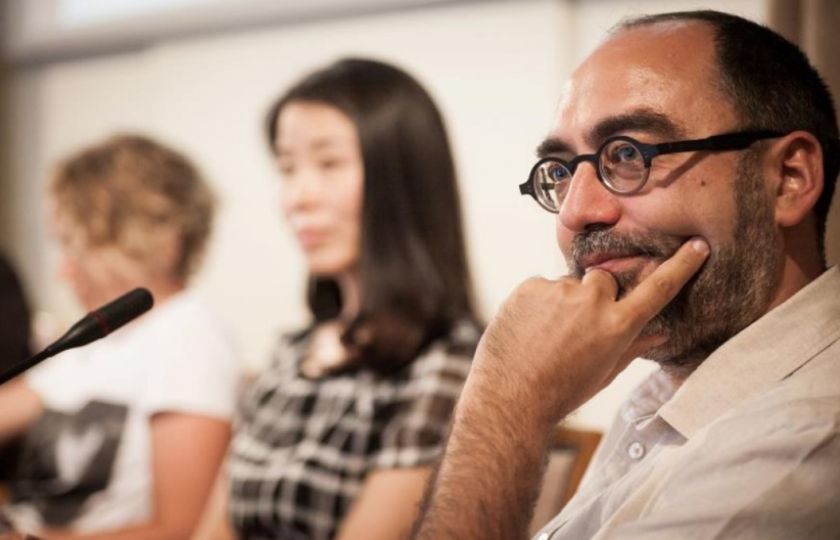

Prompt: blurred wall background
xmin=4 ymin=0 xmax=828 ymax=431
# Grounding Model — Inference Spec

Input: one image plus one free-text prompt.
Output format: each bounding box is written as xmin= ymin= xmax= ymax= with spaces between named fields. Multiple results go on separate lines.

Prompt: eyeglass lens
xmin=532 ymin=139 xmax=649 ymax=211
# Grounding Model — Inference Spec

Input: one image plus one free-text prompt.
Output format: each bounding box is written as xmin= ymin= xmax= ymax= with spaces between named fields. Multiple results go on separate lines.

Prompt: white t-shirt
xmin=4 ymin=291 xmax=240 ymax=533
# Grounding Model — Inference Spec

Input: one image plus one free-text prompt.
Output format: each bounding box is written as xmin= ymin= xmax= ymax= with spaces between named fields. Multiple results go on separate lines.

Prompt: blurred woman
xmin=0 ymin=135 xmax=240 ymax=539
xmin=196 ymin=58 xmax=481 ymax=540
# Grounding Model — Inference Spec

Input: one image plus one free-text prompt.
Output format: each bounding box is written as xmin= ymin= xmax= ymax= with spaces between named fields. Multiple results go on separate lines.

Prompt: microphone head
xmin=93 ymin=287 xmax=155 ymax=335
xmin=48 ymin=287 xmax=155 ymax=355
xmin=0 ymin=288 xmax=155 ymax=386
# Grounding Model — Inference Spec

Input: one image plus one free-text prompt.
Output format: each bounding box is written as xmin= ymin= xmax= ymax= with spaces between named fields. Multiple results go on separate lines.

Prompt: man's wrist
xmin=453 ymin=384 xmax=560 ymax=452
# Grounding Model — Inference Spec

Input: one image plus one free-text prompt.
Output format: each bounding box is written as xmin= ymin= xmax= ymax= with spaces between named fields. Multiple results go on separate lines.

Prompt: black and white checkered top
xmin=227 ymin=320 xmax=481 ymax=539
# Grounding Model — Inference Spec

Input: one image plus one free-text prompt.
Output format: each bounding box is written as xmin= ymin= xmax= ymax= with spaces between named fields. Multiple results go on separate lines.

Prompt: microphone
xmin=0 ymin=287 xmax=154 ymax=385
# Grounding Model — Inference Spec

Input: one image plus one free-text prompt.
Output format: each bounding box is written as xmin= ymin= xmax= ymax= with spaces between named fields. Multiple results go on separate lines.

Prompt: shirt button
xmin=627 ymin=441 xmax=646 ymax=460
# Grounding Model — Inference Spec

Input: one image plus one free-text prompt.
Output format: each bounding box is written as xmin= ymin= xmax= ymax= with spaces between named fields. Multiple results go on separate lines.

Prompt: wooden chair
xmin=528 ymin=424 xmax=602 ymax=535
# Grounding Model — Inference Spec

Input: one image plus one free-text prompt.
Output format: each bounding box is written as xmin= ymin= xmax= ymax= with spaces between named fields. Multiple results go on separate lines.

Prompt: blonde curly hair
xmin=50 ymin=134 xmax=216 ymax=283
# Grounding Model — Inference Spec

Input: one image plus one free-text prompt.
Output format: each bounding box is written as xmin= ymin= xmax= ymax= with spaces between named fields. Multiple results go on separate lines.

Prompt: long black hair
xmin=267 ymin=58 xmax=478 ymax=374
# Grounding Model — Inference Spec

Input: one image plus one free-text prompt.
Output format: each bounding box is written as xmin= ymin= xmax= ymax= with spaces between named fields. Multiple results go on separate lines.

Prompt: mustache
xmin=570 ymin=229 xmax=685 ymax=277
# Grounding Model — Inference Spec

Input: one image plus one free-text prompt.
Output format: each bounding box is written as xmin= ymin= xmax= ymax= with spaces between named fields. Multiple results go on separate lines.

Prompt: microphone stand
xmin=0 ymin=348 xmax=55 ymax=386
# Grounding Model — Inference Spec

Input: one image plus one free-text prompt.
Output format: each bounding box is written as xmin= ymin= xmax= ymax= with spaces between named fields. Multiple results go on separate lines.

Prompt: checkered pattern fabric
xmin=228 ymin=320 xmax=480 ymax=539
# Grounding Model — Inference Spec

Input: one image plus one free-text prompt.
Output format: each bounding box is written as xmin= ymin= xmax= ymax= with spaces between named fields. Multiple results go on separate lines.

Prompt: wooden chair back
xmin=528 ymin=424 xmax=602 ymax=535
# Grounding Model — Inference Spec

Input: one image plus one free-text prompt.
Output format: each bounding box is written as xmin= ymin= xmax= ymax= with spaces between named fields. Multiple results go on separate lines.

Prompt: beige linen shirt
xmin=536 ymin=267 xmax=840 ymax=540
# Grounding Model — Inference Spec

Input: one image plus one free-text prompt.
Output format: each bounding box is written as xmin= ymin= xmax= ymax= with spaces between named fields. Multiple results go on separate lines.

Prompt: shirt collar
xmin=657 ymin=266 xmax=840 ymax=439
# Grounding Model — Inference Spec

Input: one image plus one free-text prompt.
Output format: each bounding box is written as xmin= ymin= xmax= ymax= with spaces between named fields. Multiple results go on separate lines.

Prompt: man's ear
xmin=766 ymin=131 xmax=824 ymax=227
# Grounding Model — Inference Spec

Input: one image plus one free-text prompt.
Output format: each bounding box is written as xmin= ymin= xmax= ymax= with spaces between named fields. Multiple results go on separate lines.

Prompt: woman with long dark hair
xmin=195 ymin=58 xmax=481 ymax=540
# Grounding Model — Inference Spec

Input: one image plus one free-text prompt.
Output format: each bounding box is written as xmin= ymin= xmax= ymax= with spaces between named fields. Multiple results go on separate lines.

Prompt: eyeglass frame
xmin=519 ymin=129 xmax=786 ymax=214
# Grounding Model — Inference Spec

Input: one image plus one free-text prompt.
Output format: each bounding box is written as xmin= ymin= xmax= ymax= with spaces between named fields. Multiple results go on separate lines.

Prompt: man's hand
xmin=468 ymin=237 xmax=710 ymax=428
xmin=412 ymin=238 xmax=709 ymax=540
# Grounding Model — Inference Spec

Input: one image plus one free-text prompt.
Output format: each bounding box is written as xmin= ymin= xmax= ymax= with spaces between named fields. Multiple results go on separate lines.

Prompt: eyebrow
xmin=535 ymin=108 xmax=687 ymax=158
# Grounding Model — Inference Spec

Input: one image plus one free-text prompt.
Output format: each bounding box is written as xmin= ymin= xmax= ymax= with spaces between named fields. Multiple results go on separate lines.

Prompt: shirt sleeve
xmin=142 ymin=299 xmax=241 ymax=420
xmin=370 ymin=328 xmax=477 ymax=470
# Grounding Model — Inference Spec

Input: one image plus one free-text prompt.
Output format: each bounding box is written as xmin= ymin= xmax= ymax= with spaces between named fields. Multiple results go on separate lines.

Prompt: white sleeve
xmin=142 ymin=300 xmax=241 ymax=421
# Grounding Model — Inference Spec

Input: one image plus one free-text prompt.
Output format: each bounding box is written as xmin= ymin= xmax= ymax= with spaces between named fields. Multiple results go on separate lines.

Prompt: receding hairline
xmin=543 ymin=17 xmax=731 ymax=156
xmin=601 ymin=15 xmax=720 ymax=72
xmin=604 ymin=14 xmax=726 ymax=88
xmin=599 ymin=16 xmax=736 ymax=119
xmin=609 ymin=14 xmax=713 ymax=36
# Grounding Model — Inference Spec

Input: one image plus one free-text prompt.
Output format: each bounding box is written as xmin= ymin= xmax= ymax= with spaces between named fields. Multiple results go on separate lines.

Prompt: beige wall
xmin=3 ymin=0 xmax=569 ymax=366
xmin=2 ymin=0 xmax=778 ymax=430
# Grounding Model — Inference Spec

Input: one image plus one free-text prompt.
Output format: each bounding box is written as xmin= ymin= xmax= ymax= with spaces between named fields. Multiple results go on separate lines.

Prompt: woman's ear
xmin=766 ymin=131 xmax=824 ymax=227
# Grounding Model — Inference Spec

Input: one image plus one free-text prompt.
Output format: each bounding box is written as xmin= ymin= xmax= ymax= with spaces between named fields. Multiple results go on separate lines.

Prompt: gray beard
xmin=569 ymin=155 xmax=782 ymax=374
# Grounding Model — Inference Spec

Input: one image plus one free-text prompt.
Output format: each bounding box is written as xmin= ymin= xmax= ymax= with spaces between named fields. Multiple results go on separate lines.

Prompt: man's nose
xmin=557 ymin=163 xmax=621 ymax=232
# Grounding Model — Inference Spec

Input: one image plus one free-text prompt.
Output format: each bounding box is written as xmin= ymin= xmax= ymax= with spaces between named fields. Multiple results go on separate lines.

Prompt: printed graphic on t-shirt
xmin=8 ymin=400 xmax=128 ymax=526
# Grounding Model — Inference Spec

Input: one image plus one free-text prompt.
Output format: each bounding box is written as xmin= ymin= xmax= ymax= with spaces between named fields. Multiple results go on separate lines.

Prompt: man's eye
xmin=614 ymin=144 xmax=639 ymax=162
xmin=547 ymin=163 xmax=570 ymax=181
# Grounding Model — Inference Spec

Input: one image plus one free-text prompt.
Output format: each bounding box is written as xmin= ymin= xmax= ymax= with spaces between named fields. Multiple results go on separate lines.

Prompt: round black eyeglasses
xmin=519 ymin=129 xmax=785 ymax=214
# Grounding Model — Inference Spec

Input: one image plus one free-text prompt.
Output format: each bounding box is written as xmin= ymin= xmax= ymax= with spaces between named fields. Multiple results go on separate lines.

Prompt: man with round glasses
xmin=413 ymin=9 xmax=840 ymax=540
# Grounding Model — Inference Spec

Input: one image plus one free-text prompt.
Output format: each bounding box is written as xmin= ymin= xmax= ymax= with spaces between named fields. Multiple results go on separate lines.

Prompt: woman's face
xmin=55 ymin=236 xmax=147 ymax=312
xmin=275 ymin=101 xmax=364 ymax=277
xmin=50 ymin=207 xmax=149 ymax=311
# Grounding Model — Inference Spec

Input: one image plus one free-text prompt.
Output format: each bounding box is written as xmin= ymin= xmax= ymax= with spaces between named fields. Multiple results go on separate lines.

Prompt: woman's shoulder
xmin=138 ymin=290 xmax=233 ymax=344
xmin=441 ymin=317 xmax=483 ymax=355
xmin=418 ymin=317 xmax=483 ymax=361
xmin=132 ymin=290 xmax=240 ymax=377
xmin=400 ymin=317 xmax=483 ymax=379
xmin=272 ymin=324 xmax=315 ymax=355
xmin=260 ymin=324 xmax=316 ymax=373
